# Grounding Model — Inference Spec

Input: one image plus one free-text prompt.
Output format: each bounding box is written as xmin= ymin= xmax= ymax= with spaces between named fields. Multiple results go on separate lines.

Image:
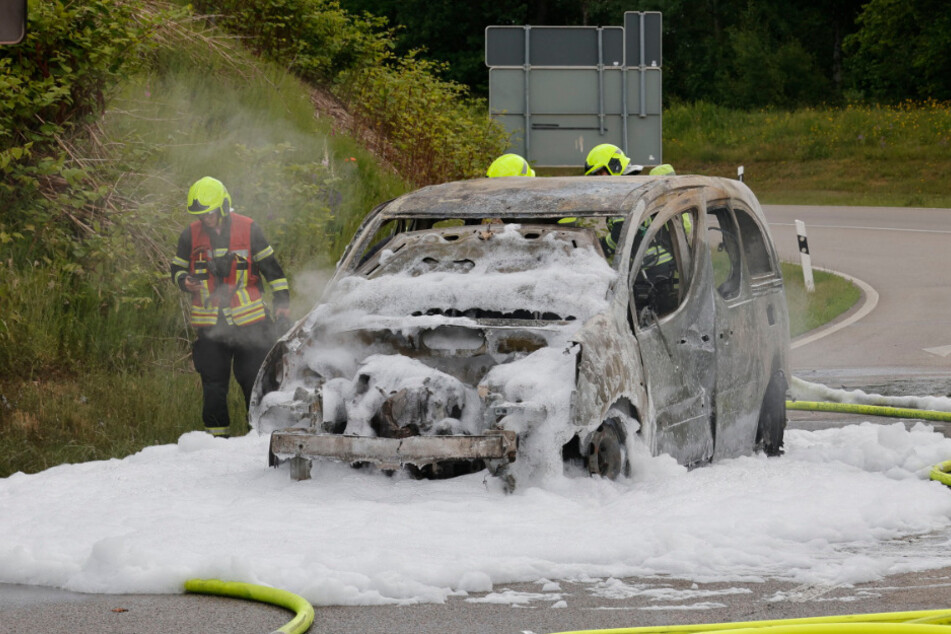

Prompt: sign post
xmin=795 ymin=219 xmax=815 ymax=293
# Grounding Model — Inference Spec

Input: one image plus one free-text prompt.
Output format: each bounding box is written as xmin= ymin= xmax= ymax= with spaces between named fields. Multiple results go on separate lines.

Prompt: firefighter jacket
xmin=170 ymin=213 xmax=290 ymax=328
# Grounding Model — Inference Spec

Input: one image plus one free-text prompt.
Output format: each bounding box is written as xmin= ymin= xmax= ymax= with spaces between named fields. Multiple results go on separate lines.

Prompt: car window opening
xmin=630 ymin=210 xmax=695 ymax=327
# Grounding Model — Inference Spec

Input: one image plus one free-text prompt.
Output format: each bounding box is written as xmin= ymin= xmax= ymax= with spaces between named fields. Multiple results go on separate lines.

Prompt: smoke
xmin=289 ymin=267 xmax=333 ymax=316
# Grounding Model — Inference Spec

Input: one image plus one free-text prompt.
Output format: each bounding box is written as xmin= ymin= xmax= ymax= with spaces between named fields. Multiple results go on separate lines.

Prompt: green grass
xmin=664 ymin=101 xmax=951 ymax=208
xmin=545 ymin=100 xmax=951 ymax=207
xmin=0 ymin=371 xmax=253 ymax=477
xmin=107 ymin=43 xmax=408 ymax=274
xmin=783 ymin=262 xmax=861 ymax=338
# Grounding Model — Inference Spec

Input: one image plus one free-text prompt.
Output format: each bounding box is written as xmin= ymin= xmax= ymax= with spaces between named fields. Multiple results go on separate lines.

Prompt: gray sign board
xmin=485 ymin=26 xmax=623 ymax=67
xmin=625 ymin=11 xmax=662 ymax=67
xmin=486 ymin=12 xmax=662 ymax=168
xmin=0 ymin=0 xmax=26 ymax=45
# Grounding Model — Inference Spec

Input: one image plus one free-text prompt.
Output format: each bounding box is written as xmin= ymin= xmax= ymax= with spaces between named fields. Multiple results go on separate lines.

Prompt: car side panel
xmin=711 ymin=199 xmax=790 ymax=459
xmin=570 ymin=311 xmax=648 ymax=437
xmin=629 ymin=190 xmax=716 ymax=465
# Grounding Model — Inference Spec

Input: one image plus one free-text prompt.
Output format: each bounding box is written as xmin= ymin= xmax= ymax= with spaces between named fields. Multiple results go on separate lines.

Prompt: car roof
xmin=377 ymin=175 xmax=756 ymax=219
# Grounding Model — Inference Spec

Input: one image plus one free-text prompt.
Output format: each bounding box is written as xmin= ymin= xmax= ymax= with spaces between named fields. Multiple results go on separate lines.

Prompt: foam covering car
xmin=249 ymin=175 xmax=790 ymax=490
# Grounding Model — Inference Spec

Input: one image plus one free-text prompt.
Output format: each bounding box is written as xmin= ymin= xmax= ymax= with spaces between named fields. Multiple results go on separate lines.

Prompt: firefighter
xmin=486 ymin=153 xmax=535 ymax=177
xmin=583 ymin=145 xmax=635 ymax=255
xmin=170 ymin=177 xmax=290 ymax=437
xmin=650 ymin=163 xmax=675 ymax=176
xmin=583 ymin=148 xmax=679 ymax=315
xmin=583 ymin=144 xmax=643 ymax=176
xmin=583 ymin=144 xmax=642 ymax=255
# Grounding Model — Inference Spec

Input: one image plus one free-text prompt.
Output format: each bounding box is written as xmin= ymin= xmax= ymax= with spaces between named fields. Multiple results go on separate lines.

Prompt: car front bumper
xmin=269 ymin=428 xmax=518 ymax=480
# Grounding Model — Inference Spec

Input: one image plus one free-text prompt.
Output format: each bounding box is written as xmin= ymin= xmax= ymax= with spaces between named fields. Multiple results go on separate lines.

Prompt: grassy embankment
xmin=782 ymin=263 xmax=860 ymax=336
xmin=0 ymin=35 xmax=409 ymax=476
xmin=664 ymin=100 xmax=951 ymax=208
xmin=2 ymin=27 xmax=946 ymax=478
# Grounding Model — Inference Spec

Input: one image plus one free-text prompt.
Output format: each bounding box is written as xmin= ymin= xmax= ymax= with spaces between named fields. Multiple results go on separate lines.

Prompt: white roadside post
xmin=795 ymin=219 xmax=815 ymax=293
xmin=737 ymin=165 xmax=744 ymax=182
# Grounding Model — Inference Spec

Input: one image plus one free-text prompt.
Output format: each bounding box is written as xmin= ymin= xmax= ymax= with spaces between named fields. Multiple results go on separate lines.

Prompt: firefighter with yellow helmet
xmin=583 ymin=147 xmax=679 ymax=314
xmin=583 ymin=144 xmax=644 ymax=176
xmin=583 ymin=145 xmax=637 ymax=256
xmin=486 ymin=153 xmax=535 ymax=178
xmin=170 ymin=176 xmax=291 ymax=437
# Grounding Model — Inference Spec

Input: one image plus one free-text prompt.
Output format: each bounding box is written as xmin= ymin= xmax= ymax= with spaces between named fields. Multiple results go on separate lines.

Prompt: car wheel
xmin=756 ymin=369 xmax=787 ymax=456
xmin=587 ymin=419 xmax=628 ymax=479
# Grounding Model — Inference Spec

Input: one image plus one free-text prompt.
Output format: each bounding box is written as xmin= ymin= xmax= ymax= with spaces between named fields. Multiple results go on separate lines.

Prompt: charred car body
xmin=250 ymin=175 xmax=789 ymax=488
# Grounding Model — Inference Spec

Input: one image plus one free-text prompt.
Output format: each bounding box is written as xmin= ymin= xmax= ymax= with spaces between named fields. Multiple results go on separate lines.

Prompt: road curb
xmin=791 ymin=266 xmax=878 ymax=350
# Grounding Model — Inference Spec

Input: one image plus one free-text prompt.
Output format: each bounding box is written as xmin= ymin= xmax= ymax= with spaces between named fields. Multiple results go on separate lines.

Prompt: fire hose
xmin=551 ymin=609 xmax=951 ymax=633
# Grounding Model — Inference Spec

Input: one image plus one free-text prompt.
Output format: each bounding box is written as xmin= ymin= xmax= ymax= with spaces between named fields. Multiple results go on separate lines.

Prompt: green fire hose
xmin=786 ymin=400 xmax=951 ymax=423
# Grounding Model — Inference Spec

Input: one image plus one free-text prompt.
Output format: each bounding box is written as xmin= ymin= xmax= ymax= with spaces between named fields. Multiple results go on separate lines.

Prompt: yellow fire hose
xmin=183 ymin=579 xmax=951 ymax=634
xmin=786 ymin=400 xmax=951 ymax=423
xmin=930 ymin=460 xmax=951 ymax=487
xmin=184 ymin=578 xmax=314 ymax=634
xmin=551 ymin=609 xmax=951 ymax=634
xmin=182 ymin=574 xmax=951 ymax=634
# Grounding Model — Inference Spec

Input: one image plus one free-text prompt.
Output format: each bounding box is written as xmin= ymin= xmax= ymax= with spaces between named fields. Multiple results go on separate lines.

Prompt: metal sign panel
xmin=0 ymin=0 xmax=26 ymax=45
xmin=485 ymin=26 xmax=623 ymax=67
xmin=484 ymin=27 xmax=526 ymax=67
xmin=486 ymin=12 xmax=663 ymax=168
xmin=624 ymin=11 xmax=662 ymax=67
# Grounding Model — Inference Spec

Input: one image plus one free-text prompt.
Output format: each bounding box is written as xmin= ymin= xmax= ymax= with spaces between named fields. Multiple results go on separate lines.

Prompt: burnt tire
xmin=587 ymin=419 xmax=628 ymax=479
xmin=756 ymin=369 xmax=787 ymax=456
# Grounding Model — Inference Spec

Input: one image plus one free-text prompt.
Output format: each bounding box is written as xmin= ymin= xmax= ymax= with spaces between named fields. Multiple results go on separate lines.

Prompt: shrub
xmin=339 ymin=55 xmax=509 ymax=186
xmin=1 ymin=0 xmax=166 ymax=230
xmin=191 ymin=0 xmax=391 ymax=84
xmin=190 ymin=0 xmax=509 ymax=186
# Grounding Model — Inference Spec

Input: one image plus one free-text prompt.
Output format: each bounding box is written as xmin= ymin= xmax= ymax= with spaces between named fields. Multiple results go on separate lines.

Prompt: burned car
xmin=250 ymin=175 xmax=789 ymax=488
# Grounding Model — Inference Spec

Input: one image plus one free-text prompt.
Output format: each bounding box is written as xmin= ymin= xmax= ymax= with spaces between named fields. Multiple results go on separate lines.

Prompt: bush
xmin=339 ymin=55 xmax=510 ymax=186
xmin=1 ymin=0 xmax=166 ymax=232
xmin=0 ymin=0 xmax=179 ymax=380
xmin=191 ymin=0 xmax=391 ymax=84
xmin=190 ymin=0 xmax=509 ymax=186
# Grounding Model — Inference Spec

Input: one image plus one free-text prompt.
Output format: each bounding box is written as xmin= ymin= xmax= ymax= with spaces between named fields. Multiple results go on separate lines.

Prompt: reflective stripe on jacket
xmin=188 ymin=214 xmax=266 ymax=327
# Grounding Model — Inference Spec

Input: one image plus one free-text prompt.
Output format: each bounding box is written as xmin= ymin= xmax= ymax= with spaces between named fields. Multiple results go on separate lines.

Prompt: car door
xmin=627 ymin=192 xmax=715 ymax=465
xmin=707 ymin=202 xmax=777 ymax=459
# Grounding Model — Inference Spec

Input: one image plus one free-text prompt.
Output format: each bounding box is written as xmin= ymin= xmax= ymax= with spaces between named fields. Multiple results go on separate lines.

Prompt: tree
xmin=340 ymin=0 xmax=869 ymax=107
xmin=844 ymin=0 xmax=951 ymax=101
xmin=339 ymin=0 xmax=528 ymax=94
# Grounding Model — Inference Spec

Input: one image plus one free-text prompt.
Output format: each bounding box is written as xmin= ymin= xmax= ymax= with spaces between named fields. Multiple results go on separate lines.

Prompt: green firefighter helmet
xmin=584 ymin=144 xmax=637 ymax=176
xmin=486 ymin=153 xmax=535 ymax=178
xmin=187 ymin=176 xmax=232 ymax=217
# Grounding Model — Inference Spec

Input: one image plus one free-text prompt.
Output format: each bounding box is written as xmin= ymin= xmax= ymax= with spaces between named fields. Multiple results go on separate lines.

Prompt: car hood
xmin=329 ymin=223 xmax=616 ymax=324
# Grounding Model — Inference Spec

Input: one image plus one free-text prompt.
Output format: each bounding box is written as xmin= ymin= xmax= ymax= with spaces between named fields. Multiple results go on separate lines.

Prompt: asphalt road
xmin=3 ymin=204 xmax=951 ymax=633
xmin=4 ymin=565 xmax=951 ymax=633
xmin=766 ymin=204 xmax=951 ymax=390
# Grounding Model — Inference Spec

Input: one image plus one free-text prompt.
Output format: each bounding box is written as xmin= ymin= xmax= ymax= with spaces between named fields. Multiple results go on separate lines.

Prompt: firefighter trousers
xmin=192 ymin=320 xmax=275 ymax=435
